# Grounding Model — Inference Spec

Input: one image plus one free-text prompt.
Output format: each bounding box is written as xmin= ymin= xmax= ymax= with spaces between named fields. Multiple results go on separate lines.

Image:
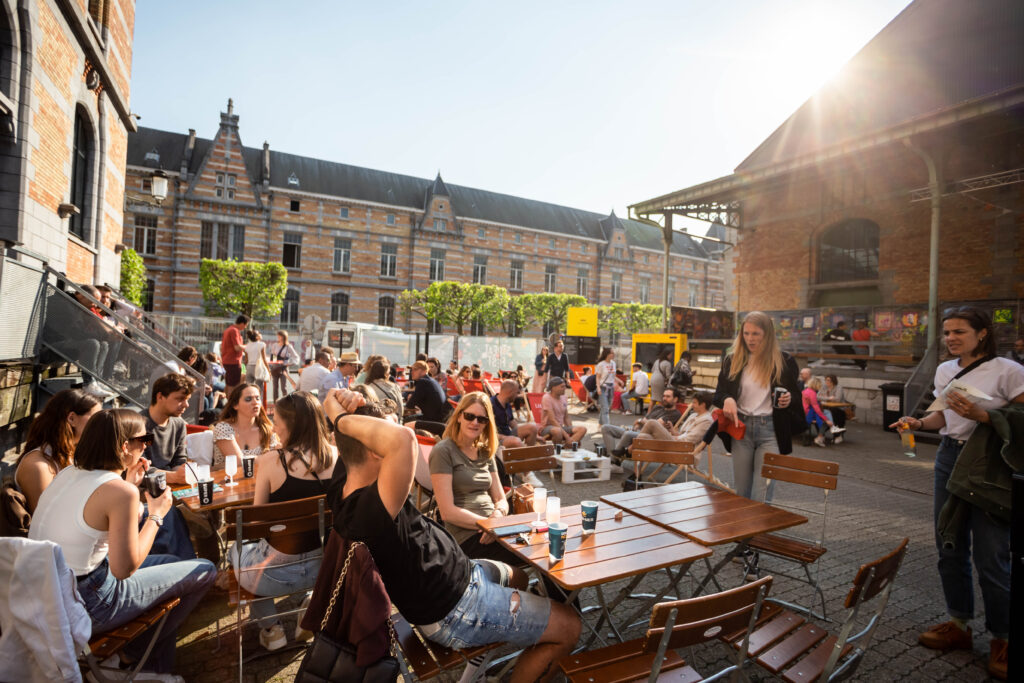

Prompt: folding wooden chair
xmin=222 ymin=495 xmax=330 ymax=683
xmin=414 ymin=434 xmax=439 ymax=516
xmin=629 ymin=437 xmax=695 ymax=488
xmin=526 ymin=392 xmax=545 ymax=424
xmin=501 ymin=443 xmax=558 ymax=486
xmin=559 ymin=575 xmax=773 ymax=682
xmin=462 ymin=378 xmax=485 ymax=394
xmin=724 ymin=538 xmax=908 ymax=683
xmin=745 ymin=452 xmax=838 ymax=620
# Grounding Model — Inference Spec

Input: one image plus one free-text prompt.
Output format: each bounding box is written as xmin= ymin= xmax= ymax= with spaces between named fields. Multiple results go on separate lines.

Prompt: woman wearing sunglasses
xmin=213 ymin=383 xmax=278 ymax=468
xmin=29 ymin=409 xmax=215 ymax=676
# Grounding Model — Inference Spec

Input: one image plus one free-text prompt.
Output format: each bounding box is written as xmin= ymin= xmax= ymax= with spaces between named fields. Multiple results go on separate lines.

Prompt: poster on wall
xmin=669 ymin=307 xmax=734 ymax=340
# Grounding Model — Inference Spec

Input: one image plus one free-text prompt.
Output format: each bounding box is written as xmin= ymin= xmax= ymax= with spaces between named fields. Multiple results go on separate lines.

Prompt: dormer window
xmin=433 ymin=218 xmax=447 ymax=231
xmin=287 ymin=173 xmax=299 ymax=187
xmin=144 ymin=148 xmax=160 ymax=164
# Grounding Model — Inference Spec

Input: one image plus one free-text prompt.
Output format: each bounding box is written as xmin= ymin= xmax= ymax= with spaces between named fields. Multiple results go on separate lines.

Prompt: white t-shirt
xmin=738 ymin=371 xmax=772 ymax=416
xmin=934 ymin=356 xmax=1024 ymax=440
xmin=630 ymin=370 xmax=649 ymax=395
xmin=596 ymin=360 xmax=617 ymax=388
xmin=298 ymin=363 xmax=331 ymax=392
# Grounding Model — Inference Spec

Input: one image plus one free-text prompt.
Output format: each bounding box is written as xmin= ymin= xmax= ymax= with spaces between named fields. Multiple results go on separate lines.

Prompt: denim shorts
xmin=418 ymin=560 xmax=551 ymax=650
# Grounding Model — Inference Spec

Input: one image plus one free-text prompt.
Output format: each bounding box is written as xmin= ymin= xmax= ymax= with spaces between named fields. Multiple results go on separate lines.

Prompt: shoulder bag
xmin=295 ymin=541 xmax=400 ymax=683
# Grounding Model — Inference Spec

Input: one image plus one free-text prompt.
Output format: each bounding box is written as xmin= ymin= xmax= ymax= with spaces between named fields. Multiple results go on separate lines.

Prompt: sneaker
xmin=813 ymin=435 xmax=826 ymax=447
xmin=523 ymin=472 xmax=544 ymax=488
xmin=917 ymin=621 xmax=973 ymax=650
xmin=834 ymin=436 xmax=844 ymax=445
xmin=259 ymin=623 xmax=287 ymax=651
xmin=83 ymin=382 xmax=116 ymax=400
xmin=989 ymin=638 xmax=1008 ymax=680
xmin=830 ymin=426 xmax=846 ymax=435
xmin=295 ymin=593 xmax=313 ymax=641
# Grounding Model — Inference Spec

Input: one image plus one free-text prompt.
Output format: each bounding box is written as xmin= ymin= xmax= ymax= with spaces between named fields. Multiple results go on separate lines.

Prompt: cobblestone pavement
xmin=172 ymin=405 xmax=999 ymax=682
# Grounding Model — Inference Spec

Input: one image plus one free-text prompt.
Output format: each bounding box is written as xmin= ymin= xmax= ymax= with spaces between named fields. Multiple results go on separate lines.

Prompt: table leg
xmin=692 ymin=542 xmax=749 ymax=596
xmin=618 ymin=564 xmax=694 ymax=633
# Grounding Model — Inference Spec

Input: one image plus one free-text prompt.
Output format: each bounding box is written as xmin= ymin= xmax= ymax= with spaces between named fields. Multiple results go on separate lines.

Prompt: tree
xmin=198 ymin=259 xmax=288 ymax=319
xmin=600 ymin=303 xmax=664 ymax=336
xmin=519 ymin=293 xmax=587 ymax=336
xmin=500 ymin=295 xmax=527 ymax=337
xmin=119 ymin=248 xmax=147 ymax=307
xmin=419 ymin=281 xmax=510 ymax=335
xmin=397 ymin=289 xmax=426 ymax=330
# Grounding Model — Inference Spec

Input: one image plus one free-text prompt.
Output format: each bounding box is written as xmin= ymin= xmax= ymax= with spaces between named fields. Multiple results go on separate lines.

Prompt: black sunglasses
xmin=130 ymin=433 xmax=155 ymax=446
xmin=461 ymin=412 xmax=489 ymax=425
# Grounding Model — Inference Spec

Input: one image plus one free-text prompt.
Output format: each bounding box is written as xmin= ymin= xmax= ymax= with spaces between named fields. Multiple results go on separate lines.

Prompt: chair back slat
xmin=505 ymin=456 xmax=559 ymax=474
xmin=503 ymin=444 xmax=554 ymax=461
xmin=633 ymin=438 xmax=695 ymax=454
xmin=224 ymin=495 xmax=329 ymax=554
xmin=762 ymin=464 xmax=838 ymax=490
xmin=845 ymin=538 xmax=909 ymax=608
xmin=764 ymin=452 xmax=838 ymax=475
xmin=632 ymin=449 xmax=694 ymax=466
xmin=644 ymin=576 xmax=772 ymax=652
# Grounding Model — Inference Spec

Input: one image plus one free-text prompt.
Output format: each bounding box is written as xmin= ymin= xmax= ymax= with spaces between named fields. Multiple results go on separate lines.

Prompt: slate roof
xmin=738 ymin=0 xmax=1024 ymax=171
xmin=128 ymin=127 xmax=711 ymax=259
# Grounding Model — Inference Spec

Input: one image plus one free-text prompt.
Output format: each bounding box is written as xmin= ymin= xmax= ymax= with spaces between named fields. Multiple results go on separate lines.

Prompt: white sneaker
xmin=83 ymin=382 xmax=116 ymax=399
xmin=813 ymin=435 xmax=826 ymax=447
xmin=523 ymin=472 xmax=545 ymax=488
xmin=830 ymin=426 xmax=846 ymax=435
xmin=295 ymin=593 xmax=313 ymax=641
xmin=259 ymin=623 xmax=287 ymax=651
xmin=834 ymin=436 xmax=844 ymax=445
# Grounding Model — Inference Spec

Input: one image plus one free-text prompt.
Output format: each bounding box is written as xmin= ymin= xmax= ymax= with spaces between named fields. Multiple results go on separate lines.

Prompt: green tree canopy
xmin=397 ymin=289 xmax=425 ymax=329
xmin=414 ymin=281 xmax=511 ymax=335
xmin=599 ymin=303 xmax=664 ymax=336
xmin=519 ymin=293 xmax=587 ymax=336
xmin=118 ymin=248 xmax=147 ymax=307
xmin=500 ymin=295 xmax=527 ymax=337
xmin=198 ymin=259 xmax=288 ymax=319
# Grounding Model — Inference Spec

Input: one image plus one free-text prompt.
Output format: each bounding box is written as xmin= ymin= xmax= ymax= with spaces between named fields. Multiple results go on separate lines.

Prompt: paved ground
xmin=170 ymin=405 xmax=1000 ymax=682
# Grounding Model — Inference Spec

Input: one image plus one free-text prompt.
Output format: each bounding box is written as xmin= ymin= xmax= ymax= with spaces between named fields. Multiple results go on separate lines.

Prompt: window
xmin=380 ymin=243 xmax=397 ymax=277
xmin=289 ymin=199 xmax=300 ymax=212
xmin=667 ymin=279 xmax=676 ymax=306
xmin=477 ymin=228 xmax=485 ymax=238
xmin=611 ymin=273 xmax=622 ymax=300
xmin=333 ymin=238 xmax=351 ymax=273
xmin=215 ymin=173 xmax=236 ymax=200
xmin=330 ymin=292 xmax=349 ymax=322
xmin=509 ymin=260 xmax=524 ymax=290
xmin=281 ymin=288 xmax=299 ymax=325
xmin=133 ymin=215 xmax=157 ymax=255
xmin=386 ymin=213 xmax=395 ymax=226
xmin=282 ymin=232 xmax=302 ymax=268
xmin=614 ymin=247 xmax=624 ymax=260
xmin=514 ymin=233 xmax=522 ymax=245
xmin=643 ymin=254 xmax=649 ymax=264
xmin=580 ymin=243 xmax=587 ymax=253
xmin=433 ymin=218 xmax=447 ymax=232
xmin=427 ymin=318 xmax=442 ymax=334
xmin=576 ymin=268 xmax=588 ymax=298
xmin=639 ymin=277 xmax=650 ymax=304
xmin=69 ymin=111 xmax=92 ymax=241
xmin=429 ymin=248 xmax=445 ymax=281
xmin=378 ymin=296 xmax=395 ymax=327
xmin=339 ymin=206 xmax=349 ymax=219
xmin=688 ymin=285 xmax=699 ymax=307
xmin=142 ymin=278 xmax=155 ymax=313
xmin=470 ymin=318 xmax=485 ymax=336
xmin=548 ymin=238 xmax=555 ymax=248
xmin=287 ymin=173 xmax=299 ymax=186
xmin=544 ymin=265 xmax=557 ymax=292
xmin=472 ymin=255 xmax=487 ymax=284
xmin=818 ymin=219 xmax=880 ymax=283
xmin=200 ymin=221 xmax=245 ymax=260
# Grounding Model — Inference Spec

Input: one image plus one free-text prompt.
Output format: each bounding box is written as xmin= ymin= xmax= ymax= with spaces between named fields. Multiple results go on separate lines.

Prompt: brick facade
xmin=124 ymin=105 xmax=727 ymax=335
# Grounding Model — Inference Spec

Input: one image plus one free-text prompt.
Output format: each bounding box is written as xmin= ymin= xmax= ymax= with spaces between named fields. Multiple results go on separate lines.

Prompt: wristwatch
xmin=147 ymin=514 xmax=164 ymax=528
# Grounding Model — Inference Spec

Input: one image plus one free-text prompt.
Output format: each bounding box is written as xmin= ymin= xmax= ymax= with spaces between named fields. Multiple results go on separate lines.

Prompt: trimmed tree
xmin=198 ymin=259 xmax=288 ymax=319
xmin=420 ymin=281 xmax=511 ymax=335
xmin=519 ymin=293 xmax=587 ymax=336
xmin=600 ymin=302 xmax=664 ymax=337
xmin=118 ymin=248 xmax=147 ymax=307
xmin=500 ymin=295 xmax=527 ymax=337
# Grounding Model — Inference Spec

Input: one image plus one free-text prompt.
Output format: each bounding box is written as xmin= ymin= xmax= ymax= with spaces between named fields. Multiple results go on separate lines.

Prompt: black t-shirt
xmin=491 ymin=395 xmax=513 ymax=436
xmin=330 ymin=478 xmax=472 ymax=625
xmin=406 ymin=376 xmax=448 ymax=423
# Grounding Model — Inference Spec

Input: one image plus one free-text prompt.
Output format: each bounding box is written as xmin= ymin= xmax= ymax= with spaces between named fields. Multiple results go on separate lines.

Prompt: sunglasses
xmin=461 ymin=412 xmax=489 ymax=425
xmin=130 ymin=433 xmax=155 ymax=446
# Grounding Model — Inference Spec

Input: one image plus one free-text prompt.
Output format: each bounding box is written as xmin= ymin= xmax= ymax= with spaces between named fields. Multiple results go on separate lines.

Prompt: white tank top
xmin=29 ymin=466 xmax=120 ymax=576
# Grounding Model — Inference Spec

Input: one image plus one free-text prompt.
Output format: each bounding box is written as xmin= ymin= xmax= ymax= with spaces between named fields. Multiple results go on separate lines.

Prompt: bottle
xmin=898 ymin=420 xmax=917 ymax=458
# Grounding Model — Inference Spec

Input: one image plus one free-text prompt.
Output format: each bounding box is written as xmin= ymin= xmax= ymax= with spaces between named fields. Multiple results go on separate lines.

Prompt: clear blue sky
xmin=131 ymin=0 xmax=911 ymax=233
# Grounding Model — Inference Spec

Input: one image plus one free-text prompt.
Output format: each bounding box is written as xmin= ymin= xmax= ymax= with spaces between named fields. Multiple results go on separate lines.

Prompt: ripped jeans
xmin=417 ymin=560 xmax=551 ymax=649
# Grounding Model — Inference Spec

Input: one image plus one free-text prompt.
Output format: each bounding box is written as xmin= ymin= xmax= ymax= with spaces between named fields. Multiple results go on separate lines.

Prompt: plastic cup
xmin=197 ymin=479 xmax=214 ymax=506
xmin=581 ymin=500 xmax=598 ymax=534
xmin=242 ymin=456 xmax=256 ymax=478
xmin=548 ymin=523 xmax=568 ymax=562
xmin=546 ymin=496 xmax=561 ymax=525
xmin=554 ymin=443 xmax=562 ymax=455
xmin=184 ymin=461 xmax=197 ymax=486
xmin=571 ymin=441 xmax=579 ymax=451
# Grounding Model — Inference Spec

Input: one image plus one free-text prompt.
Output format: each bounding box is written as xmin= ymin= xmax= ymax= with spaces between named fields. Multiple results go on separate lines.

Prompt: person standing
xmin=545 ymin=340 xmax=572 ymax=385
xmin=851 ymin=320 xmax=874 ymax=368
xmin=892 ymin=306 xmax=1024 ymax=681
xmin=714 ymin=311 xmax=804 ymax=502
xmin=649 ymin=349 xmax=673 ymax=403
xmin=532 ymin=346 xmax=550 ymax=394
xmin=269 ymin=330 xmax=300 ymax=401
xmin=221 ymin=315 xmax=250 ymax=395
xmin=244 ymin=329 xmax=272 ymax=399
xmin=594 ymin=347 xmax=617 ymax=426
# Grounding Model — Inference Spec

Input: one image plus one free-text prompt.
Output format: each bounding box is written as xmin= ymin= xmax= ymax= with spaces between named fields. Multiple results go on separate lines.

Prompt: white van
xmin=322 ymin=321 xmax=411 ymax=365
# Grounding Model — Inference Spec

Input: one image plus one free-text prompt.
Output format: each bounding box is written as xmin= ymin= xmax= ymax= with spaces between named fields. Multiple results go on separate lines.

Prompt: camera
xmin=141 ymin=467 xmax=167 ymax=497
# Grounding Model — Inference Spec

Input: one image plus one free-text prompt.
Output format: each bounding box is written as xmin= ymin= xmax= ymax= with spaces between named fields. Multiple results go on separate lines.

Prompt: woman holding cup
xmin=891 ymin=306 xmax=1024 ymax=679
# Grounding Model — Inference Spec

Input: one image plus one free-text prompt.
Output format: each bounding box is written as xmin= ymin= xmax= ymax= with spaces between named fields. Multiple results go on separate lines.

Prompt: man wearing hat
xmin=320 ymin=351 xmax=360 ymax=397
xmin=540 ymin=377 xmax=588 ymax=446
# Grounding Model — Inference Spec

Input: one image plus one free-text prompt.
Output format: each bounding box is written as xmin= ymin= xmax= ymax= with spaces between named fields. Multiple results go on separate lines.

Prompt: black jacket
xmin=545 ymin=352 xmax=572 ymax=380
xmin=713 ymin=351 xmax=806 ymax=454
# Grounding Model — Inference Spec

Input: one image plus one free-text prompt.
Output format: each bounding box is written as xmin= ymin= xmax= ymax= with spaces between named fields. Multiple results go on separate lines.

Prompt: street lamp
xmin=126 ymin=168 xmax=169 ymax=206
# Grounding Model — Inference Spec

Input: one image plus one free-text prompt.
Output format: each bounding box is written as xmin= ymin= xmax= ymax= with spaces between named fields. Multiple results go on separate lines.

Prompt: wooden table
xmin=173 ymin=470 xmax=257 ymax=512
xmin=478 ymin=504 xmax=710 ymax=645
xmin=600 ymin=481 xmax=806 ymax=595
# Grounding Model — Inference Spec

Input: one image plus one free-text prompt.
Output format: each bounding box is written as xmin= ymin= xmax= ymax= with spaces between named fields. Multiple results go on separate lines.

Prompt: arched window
xmin=280 ymin=287 xmax=299 ymax=325
xmin=817 ymin=219 xmax=879 ymax=283
xmin=69 ymin=110 xmax=93 ymax=241
xmin=330 ymin=292 xmax=349 ymax=322
xmin=378 ymin=296 xmax=394 ymax=327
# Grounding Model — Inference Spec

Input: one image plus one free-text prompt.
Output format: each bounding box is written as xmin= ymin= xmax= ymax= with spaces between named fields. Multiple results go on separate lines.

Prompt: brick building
xmin=0 ymin=0 xmax=136 ymax=288
xmin=124 ymin=103 xmax=726 ymax=335
xmin=630 ymin=0 xmax=1023 ymax=328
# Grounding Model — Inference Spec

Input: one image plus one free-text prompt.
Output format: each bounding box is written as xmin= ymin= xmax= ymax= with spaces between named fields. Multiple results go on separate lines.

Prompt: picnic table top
xmin=477 ymin=504 xmax=711 ymax=591
xmin=600 ymin=482 xmax=807 ymax=546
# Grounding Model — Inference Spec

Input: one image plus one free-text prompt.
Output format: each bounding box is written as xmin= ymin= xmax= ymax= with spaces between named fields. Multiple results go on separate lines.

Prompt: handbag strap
xmin=320 ymin=540 xmax=400 ymax=655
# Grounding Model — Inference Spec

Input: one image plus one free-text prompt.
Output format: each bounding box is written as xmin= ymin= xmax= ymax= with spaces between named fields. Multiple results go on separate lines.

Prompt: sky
xmin=130 ymin=0 xmax=912 ymax=234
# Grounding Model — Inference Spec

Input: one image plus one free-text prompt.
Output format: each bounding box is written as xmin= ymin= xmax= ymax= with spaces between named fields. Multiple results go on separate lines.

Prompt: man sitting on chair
xmin=325 ymin=389 xmax=580 ymax=683
xmin=600 ymin=387 xmax=683 ymax=462
xmin=539 ymin=378 xmax=587 ymax=446
xmin=621 ymin=391 xmax=715 ymax=486
xmin=620 ymin=363 xmax=649 ymax=414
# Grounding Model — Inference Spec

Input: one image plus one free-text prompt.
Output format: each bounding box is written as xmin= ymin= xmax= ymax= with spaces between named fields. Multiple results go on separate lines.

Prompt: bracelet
xmin=332 ymin=412 xmax=349 ymax=434
xmin=146 ymin=514 xmax=164 ymax=528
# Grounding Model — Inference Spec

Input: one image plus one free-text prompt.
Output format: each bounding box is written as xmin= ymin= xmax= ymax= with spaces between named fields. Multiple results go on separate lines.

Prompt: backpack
xmin=670 ymin=360 xmax=693 ymax=387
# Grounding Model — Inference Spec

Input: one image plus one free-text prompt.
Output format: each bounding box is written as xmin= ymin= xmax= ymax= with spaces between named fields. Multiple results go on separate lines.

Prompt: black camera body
xmin=141 ymin=467 xmax=167 ymax=497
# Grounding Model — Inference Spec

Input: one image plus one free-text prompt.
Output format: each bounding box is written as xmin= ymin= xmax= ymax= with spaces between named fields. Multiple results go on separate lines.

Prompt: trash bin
xmin=880 ymin=382 xmax=905 ymax=432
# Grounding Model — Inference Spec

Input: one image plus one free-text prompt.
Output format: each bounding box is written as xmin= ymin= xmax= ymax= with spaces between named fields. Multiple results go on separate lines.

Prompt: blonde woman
xmin=714 ymin=311 xmax=804 ymax=502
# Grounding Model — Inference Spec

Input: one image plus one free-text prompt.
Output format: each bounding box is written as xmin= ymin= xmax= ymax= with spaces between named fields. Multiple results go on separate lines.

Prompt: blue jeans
xmin=933 ymin=437 xmax=1010 ymax=637
xmin=598 ymin=388 xmax=612 ymax=426
xmin=77 ymin=555 xmax=216 ymax=673
xmin=230 ymin=540 xmax=323 ymax=629
xmin=145 ymin=504 xmax=196 ymax=561
xmin=621 ymin=390 xmax=645 ymax=413
xmin=732 ymin=414 xmax=779 ymax=502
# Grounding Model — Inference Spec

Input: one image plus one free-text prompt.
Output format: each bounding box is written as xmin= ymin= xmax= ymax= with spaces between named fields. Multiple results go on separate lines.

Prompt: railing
xmin=149 ymin=314 xmax=302 ymax=354
xmin=103 ymin=283 xmax=188 ymax=351
xmin=903 ymin=341 xmax=939 ymax=419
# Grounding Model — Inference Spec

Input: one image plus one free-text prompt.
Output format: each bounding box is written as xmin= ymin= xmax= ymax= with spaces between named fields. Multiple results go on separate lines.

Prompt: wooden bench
xmin=82 ymin=597 xmax=181 ymax=679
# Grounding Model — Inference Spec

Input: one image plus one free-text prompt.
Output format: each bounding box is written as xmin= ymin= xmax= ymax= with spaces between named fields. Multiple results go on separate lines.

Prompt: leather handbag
xmin=510 ymin=483 xmax=535 ymax=514
xmin=295 ymin=541 xmax=400 ymax=683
